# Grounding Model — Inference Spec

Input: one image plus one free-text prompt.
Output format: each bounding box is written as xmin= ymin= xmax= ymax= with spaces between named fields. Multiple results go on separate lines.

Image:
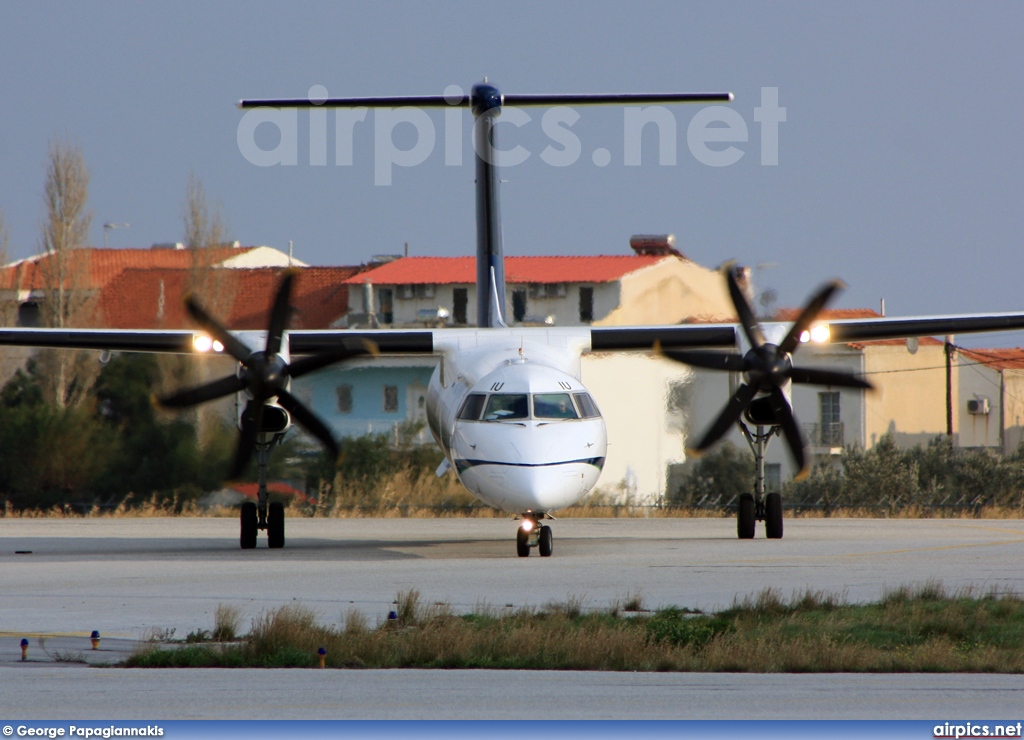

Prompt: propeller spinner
xmin=661 ymin=266 xmax=873 ymax=478
xmin=157 ymin=269 xmax=375 ymax=479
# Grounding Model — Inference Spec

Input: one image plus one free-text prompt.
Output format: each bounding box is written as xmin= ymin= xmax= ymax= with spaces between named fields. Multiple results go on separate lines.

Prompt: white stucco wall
xmin=580 ymin=352 xmax=693 ymax=504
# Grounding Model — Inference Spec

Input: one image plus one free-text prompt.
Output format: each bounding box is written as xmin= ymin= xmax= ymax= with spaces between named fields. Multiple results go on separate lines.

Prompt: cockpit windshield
xmin=533 ymin=393 xmax=579 ymax=419
xmin=458 ymin=391 xmax=601 ymax=422
xmin=483 ymin=393 xmax=529 ymax=421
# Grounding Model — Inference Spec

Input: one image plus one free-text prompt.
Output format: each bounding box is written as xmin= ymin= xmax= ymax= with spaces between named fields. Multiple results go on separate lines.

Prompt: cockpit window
xmin=483 ymin=393 xmax=529 ymax=421
xmin=457 ymin=393 xmax=488 ymax=420
xmin=533 ymin=393 xmax=579 ymax=419
xmin=573 ymin=392 xmax=601 ymax=419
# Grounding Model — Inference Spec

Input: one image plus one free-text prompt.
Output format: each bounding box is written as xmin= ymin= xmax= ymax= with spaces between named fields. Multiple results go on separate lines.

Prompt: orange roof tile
xmin=773 ymin=307 xmax=883 ymax=321
xmin=959 ymin=347 xmax=1024 ymax=371
xmin=0 ymin=246 xmax=256 ymax=292
xmin=342 ymin=255 xmax=670 ymax=285
xmin=98 ymin=266 xmax=360 ymax=330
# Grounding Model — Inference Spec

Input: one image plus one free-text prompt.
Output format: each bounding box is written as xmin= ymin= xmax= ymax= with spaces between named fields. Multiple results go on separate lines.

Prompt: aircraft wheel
xmin=538 ymin=525 xmax=553 ymax=557
xmin=765 ymin=492 xmax=784 ymax=539
xmin=737 ymin=493 xmax=755 ymax=539
xmin=240 ymin=502 xmax=258 ymax=549
xmin=267 ymin=501 xmax=285 ymax=549
xmin=516 ymin=526 xmax=530 ymax=557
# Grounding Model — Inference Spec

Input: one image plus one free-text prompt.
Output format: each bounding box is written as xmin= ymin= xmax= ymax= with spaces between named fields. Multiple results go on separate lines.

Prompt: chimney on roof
xmin=629 ymin=234 xmax=685 ymax=259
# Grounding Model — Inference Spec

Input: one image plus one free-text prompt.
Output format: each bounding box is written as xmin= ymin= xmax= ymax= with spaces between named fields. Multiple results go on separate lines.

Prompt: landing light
xmin=193 ymin=335 xmax=225 ymax=353
xmin=799 ymin=325 xmax=831 ymax=344
xmin=520 ymin=519 xmax=534 ymax=533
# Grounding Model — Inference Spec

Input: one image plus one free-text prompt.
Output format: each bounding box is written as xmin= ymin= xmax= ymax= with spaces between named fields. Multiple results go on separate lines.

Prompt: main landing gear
xmin=239 ymin=433 xmax=286 ymax=549
xmin=516 ymin=513 xmax=553 ymax=557
xmin=736 ymin=422 xmax=784 ymax=540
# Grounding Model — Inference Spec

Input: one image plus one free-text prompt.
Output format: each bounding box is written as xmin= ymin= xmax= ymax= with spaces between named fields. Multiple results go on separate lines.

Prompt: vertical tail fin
xmin=473 ymin=82 xmax=507 ymax=327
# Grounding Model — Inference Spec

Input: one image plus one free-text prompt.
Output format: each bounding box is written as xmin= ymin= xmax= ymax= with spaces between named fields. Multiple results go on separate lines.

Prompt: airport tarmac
xmin=2 ymin=515 xmax=1024 ymax=719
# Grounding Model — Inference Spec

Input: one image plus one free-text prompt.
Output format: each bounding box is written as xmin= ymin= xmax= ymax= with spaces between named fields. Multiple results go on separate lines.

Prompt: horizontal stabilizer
xmin=238 ymin=92 xmax=733 ymax=110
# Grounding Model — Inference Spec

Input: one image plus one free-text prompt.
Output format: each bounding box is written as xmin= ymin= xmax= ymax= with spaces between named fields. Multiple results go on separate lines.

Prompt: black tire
xmin=516 ymin=526 xmax=530 ymax=557
xmin=538 ymin=525 xmax=553 ymax=557
xmin=765 ymin=492 xmax=784 ymax=539
xmin=737 ymin=493 xmax=755 ymax=539
xmin=267 ymin=501 xmax=285 ymax=549
xmin=240 ymin=502 xmax=258 ymax=549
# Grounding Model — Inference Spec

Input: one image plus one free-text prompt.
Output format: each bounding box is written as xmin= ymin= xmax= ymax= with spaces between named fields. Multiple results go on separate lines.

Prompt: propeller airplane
xmin=3 ymin=82 xmax=1024 ymax=554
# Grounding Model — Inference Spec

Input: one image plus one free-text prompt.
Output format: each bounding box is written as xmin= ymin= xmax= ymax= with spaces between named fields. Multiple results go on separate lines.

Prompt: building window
xmin=17 ymin=302 xmax=41 ymax=328
xmin=383 ymin=385 xmax=399 ymax=413
xmin=378 ymin=288 xmax=393 ymax=324
xmin=453 ymin=287 xmax=468 ymax=325
xmin=819 ymin=392 xmax=841 ymax=446
xmin=512 ymin=290 xmax=527 ymax=323
xmin=579 ymin=286 xmax=594 ymax=323
xmin=336 ymin=385 xmax=353 ymax=414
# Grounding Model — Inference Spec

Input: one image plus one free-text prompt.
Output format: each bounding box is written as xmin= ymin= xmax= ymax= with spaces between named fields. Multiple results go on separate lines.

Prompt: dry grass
xmin=126 ymin=583 xmax=1024 ymax=672
xmin=6 ymin=497 xmax=1024 ymax=521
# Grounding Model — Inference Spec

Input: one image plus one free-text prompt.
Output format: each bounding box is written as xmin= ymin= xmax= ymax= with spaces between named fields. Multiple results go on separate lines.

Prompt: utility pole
xmin=945 ymin=336 xmax=955 ymax=445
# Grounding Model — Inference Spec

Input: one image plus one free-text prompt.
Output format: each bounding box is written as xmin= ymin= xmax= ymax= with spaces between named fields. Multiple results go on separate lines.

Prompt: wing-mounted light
xmin=799 ymin=324 xmax=831 ymax=344
xmin=192 ymin=334 xmax=225 ymax=353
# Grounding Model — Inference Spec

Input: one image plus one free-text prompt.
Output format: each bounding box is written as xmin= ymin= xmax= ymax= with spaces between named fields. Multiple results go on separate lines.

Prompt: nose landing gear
xmin=516 ymin=513 xmax=553 ymax=557
xmin=736 ymin=422 xmax=784 ymax=540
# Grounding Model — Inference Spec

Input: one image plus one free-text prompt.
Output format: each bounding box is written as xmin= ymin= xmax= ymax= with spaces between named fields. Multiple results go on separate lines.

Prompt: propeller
xmin=660 ymin=265 xmax=873 ymax=479
xmin=157 ymin=269 xmax=375 ymax=479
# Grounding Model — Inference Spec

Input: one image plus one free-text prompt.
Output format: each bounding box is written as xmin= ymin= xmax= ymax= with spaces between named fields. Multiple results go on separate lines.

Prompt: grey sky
xmin=1 ymin=1 xmax=1021 ymax=341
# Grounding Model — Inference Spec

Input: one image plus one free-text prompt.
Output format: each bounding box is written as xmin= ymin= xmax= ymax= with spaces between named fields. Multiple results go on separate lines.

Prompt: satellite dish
xmin=906 ymin=336 xmax=919 ymax=354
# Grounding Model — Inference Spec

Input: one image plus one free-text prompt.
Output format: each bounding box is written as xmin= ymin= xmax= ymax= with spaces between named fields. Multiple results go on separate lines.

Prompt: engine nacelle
xmin=745 ymin=396 xmax=778 ymax=426
xmin=238 ymin=401 xmax=291 ymax=434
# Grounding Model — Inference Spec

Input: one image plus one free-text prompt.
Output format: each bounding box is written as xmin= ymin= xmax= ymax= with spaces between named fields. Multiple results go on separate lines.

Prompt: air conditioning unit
xmin=967 ymin=397 xmax=991 ymax=415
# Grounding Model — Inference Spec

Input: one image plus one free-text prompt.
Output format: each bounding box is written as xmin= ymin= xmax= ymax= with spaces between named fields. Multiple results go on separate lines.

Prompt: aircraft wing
xmin=0 ymin=328 xmax=195 ymax=353
xmin=823 ymin=312 xmax=1024 ymax=343
xmin=2 ymin=312 xmax=1024 ymax=356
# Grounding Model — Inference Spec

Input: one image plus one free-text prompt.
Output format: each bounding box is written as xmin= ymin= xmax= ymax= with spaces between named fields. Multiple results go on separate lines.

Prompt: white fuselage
xmin=425 ymin=328 xmax=608 ymax=514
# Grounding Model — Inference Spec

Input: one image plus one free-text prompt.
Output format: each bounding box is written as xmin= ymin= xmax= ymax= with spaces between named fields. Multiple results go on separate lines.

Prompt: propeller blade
xmin=789 ymin=366 xmax=873 ymax=390
xmin=778 ymin=279 xmax=844 ymax=354
xmin=689 ymin=382 xmax=760 ymax=453
xmin=725 ymin=264 xmax=765 ymax=349
xmin=276 ymin=390 xmax=340 ymax=459
xmin=229 ymin=400 xmax=265 ymax=480
xmin=767 ymin=387 xmax=809 ymax=480
xmin=184 ymin=295 xmax=253 ymax=363
xmin=659 ymin=349 xmax=747 ymax=372
xmin=287 ymin=340 xmax=379 ymax=379
xmin=265 ymin=269 xmax=298 ymax=357
xmin=156 ymin=374 xmax=247 ymax=408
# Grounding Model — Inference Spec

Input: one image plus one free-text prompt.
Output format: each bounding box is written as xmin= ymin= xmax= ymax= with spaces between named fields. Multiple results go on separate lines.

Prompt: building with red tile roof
xmin=0 ymin=244 xmax=330 ymax=330
xmin=97 ymin=266 xmax=359 ymax=330
xmin=342 ymin=249 xmax=735 ymax=328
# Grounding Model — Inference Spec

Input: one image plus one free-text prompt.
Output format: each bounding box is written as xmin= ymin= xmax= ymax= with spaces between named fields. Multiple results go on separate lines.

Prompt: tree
xmin=161 ymin=172 xmax=236 ymax=447
xmin=0 ymin=206 xmax=14 ymax=326
xmin=181 ymin=171 xmax=232 ymax=308
xmin=0 ymin=205 xmax=8 ymax=264
xmin=670 ymin=442 xmax=754 ymax=506
xmin=37 ymin=136 xmax=96 ymax=408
